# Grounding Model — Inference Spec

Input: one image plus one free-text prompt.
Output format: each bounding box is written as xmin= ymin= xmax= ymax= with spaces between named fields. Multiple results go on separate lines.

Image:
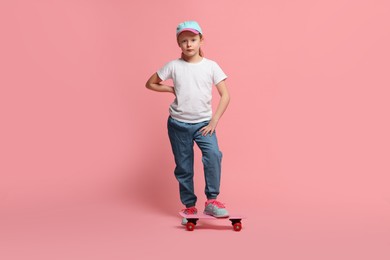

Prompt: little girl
xmin=145 ymin=21 xmax=230 ymax=224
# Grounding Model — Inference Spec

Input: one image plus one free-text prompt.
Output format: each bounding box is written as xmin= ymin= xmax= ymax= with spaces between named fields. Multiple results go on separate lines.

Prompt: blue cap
xmin=176 ymin=21 xmax=203 ymax=36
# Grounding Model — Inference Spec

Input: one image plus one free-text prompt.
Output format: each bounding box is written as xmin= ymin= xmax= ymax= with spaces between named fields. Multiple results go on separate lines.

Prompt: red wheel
xmin=233 ymin=222 xmax=242 ymax=232
xmin=186 ymin=222 xmax=195 ymax=231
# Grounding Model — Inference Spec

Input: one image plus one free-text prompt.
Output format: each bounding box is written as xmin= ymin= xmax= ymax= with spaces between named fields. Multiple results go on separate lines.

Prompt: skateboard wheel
xmin=186 ymin=222 xmax=195 ymax=231
xmin=233 ymin=222 xmax=242 ymax=232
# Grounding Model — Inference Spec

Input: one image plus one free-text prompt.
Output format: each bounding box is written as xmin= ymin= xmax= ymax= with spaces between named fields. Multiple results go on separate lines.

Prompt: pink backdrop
xmin=1 ymin=0 xmax=389 ymax=259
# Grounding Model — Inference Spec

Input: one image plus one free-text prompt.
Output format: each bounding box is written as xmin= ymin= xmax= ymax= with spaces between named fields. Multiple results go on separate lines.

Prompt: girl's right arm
xmin=145 ymin=73 xmax=175 ymax=95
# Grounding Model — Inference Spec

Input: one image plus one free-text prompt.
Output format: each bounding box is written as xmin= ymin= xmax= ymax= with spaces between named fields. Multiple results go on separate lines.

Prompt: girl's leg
xmin=194 ymin=130 xmax=222 ymax=200
xmin=167 ymin=117 xmax=197 ymax=207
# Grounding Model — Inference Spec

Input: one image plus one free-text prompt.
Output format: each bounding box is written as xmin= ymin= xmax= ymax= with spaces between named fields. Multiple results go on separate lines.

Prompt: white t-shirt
xmin=157 ymin=58 xmax=227 ymax=123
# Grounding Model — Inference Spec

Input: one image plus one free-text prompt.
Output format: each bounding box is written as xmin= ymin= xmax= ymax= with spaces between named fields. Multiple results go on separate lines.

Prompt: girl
xmin=145 ymin=21 xmax=230 ymax=224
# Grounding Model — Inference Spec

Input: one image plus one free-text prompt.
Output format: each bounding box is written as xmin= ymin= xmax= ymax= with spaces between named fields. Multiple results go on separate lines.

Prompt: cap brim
xmin=177 ymin=29 xmax=200 ymax=36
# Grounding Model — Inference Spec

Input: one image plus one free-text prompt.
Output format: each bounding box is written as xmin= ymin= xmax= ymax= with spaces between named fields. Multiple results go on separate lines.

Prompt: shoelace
xmin=182 ymin=207 xmax=197 ymax=215
xmin=209 ymin=200 xmax=226 ymax=208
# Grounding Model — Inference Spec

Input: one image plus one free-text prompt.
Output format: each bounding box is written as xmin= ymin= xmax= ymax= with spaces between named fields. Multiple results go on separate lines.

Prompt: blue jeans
xmin=167 ymin=116 xmax=223 ymax=208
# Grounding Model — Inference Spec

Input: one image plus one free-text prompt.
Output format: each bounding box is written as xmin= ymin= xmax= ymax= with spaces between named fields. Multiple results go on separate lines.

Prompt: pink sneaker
xmin=181 ymin=207 xmax=197 ymax=225
xmin=204 ymin=200 xmax=229 ymax=218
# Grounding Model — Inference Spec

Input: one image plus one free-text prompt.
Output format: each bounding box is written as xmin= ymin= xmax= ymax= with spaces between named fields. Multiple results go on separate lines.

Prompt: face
xmin=177 ymin=31 xmax=203 ymax=59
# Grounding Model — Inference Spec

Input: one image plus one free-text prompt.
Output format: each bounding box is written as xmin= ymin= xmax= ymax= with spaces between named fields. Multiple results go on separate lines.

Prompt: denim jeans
xmin=167 ymin=116 xmax=223 ymax=208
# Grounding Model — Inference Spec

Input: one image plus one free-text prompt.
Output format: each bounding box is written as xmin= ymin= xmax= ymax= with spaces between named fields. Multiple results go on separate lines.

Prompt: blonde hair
xmin=178 ymin=33 xmax=204 ymax=59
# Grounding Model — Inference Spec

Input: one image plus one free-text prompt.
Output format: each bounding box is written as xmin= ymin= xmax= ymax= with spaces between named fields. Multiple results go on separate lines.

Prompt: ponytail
xmin=199 ymin=34 xmax=204 ymax=57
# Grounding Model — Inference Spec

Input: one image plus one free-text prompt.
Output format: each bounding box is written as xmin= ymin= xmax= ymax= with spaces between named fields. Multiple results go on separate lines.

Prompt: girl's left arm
xmin=200 ymin=80 xmax=230 ymax=136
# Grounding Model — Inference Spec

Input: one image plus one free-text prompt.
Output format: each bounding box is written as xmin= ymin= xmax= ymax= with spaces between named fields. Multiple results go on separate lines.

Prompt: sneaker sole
xmin=203 ymin=211 xmax=229 ymax=218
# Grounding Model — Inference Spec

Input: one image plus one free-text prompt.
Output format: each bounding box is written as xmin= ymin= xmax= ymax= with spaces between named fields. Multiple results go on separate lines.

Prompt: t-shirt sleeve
xmin=212 ymin=61 xmax=228 ymax=85
xmin=157 ymin=61 xmax=173 ymax=81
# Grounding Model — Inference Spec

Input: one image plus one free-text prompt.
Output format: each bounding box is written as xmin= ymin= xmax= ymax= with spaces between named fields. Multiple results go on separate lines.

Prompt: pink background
xmin=1 ymin=0 xmax=389 ymax=259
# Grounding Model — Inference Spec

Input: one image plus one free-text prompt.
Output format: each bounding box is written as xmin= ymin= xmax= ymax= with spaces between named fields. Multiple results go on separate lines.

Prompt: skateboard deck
xmin=179 ymin=212 xmax=245 ymax=231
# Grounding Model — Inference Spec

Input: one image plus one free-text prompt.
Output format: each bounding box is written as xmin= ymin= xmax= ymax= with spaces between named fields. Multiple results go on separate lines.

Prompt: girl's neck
xmin=181 ymin=53 xmax=203 ymax=63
